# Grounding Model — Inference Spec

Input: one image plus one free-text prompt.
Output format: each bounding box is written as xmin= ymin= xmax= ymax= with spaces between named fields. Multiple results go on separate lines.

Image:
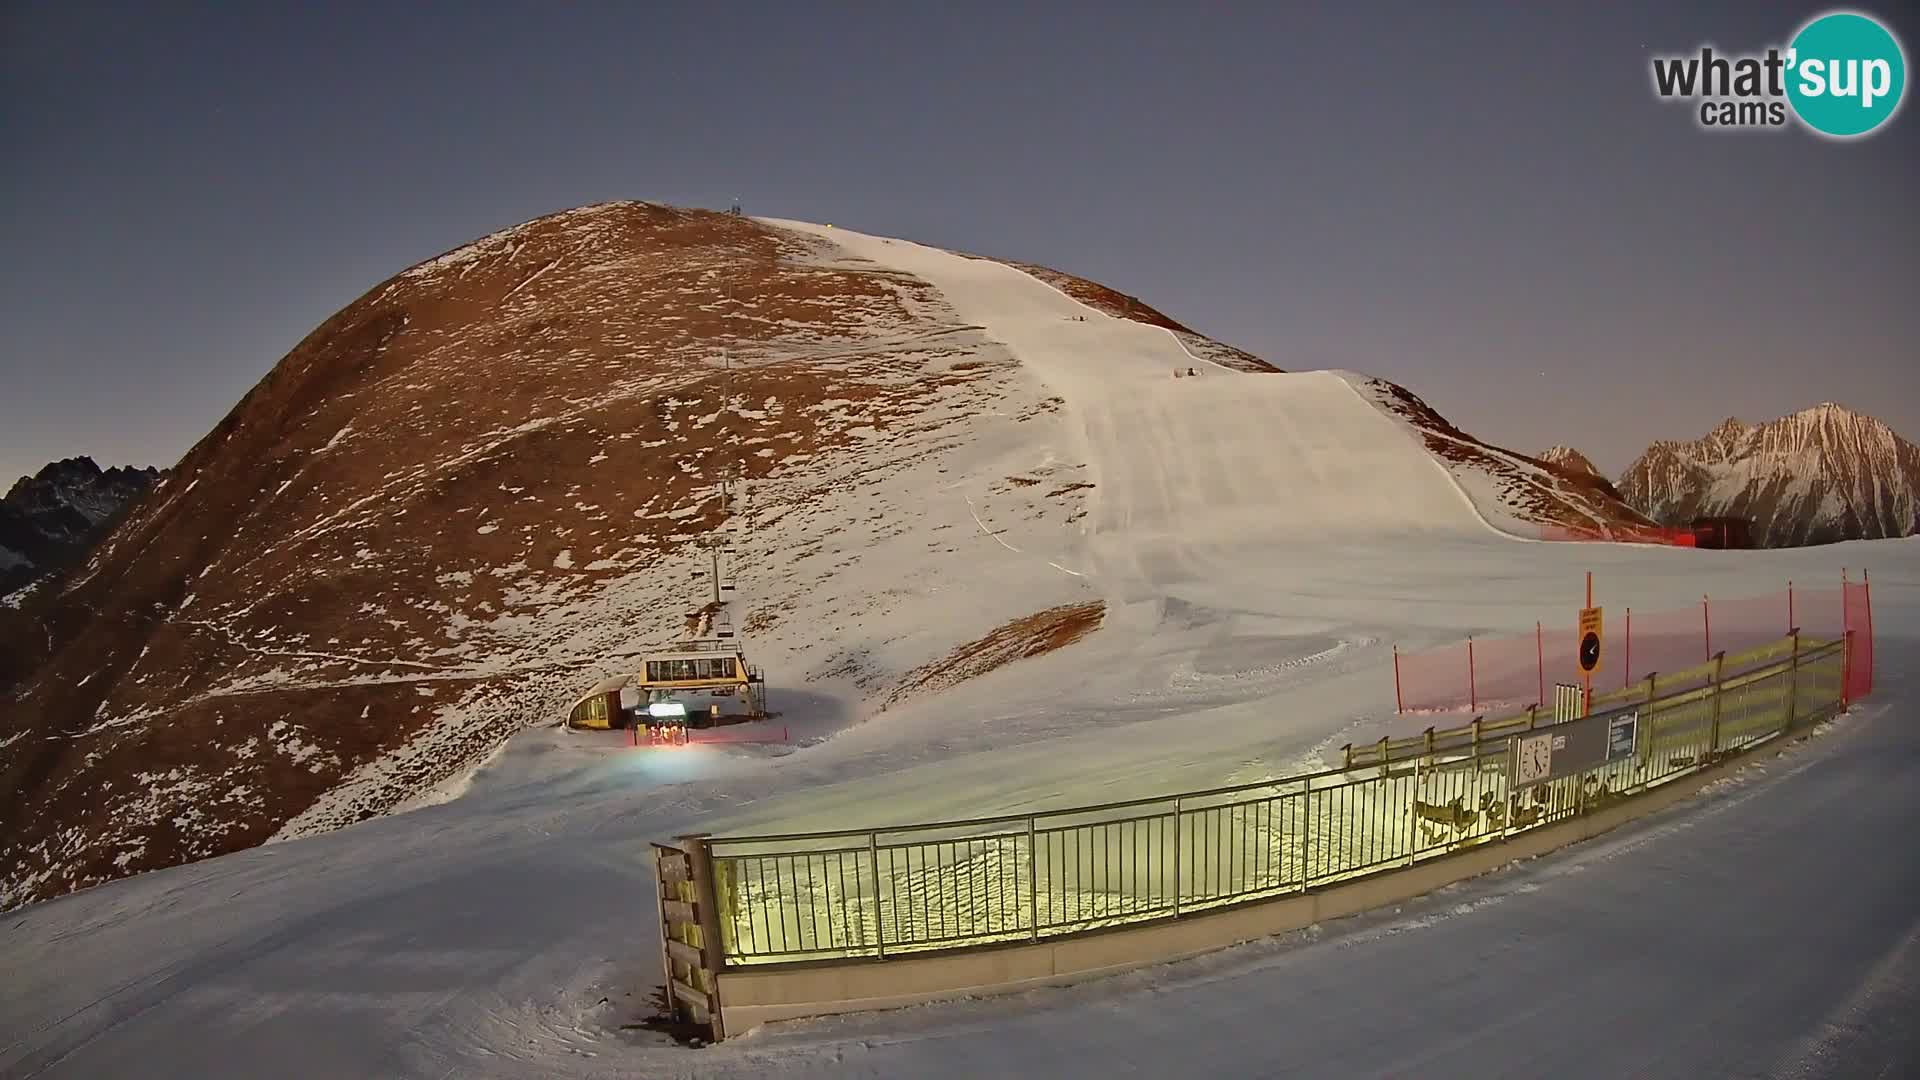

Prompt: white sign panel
xmin=1607 ymin=711 xmax=1640 ymax=761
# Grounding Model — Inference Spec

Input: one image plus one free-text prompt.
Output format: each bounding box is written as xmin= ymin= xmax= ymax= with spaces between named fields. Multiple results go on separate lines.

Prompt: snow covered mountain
xmin=1358 ymin=384 xmax=1656 ymax=538
xmin=0 ymin=202 xmax=1652 ymax=909
xmin=1538 ymin=445 xmax=1602 ymax=480
xmin=1618 ymin=405 xmax=1920 ymax=547
xmin=0 ymin=457 xmax=162 ymax=596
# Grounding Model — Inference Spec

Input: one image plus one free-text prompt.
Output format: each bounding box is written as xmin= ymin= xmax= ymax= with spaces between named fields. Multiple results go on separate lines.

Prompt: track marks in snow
xmin=960 ymin=493 xmax=1084 ymax=577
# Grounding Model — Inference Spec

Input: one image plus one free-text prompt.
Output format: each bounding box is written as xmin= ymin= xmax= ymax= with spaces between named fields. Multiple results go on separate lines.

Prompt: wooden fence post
xmin=1027 ymin=816 xmax=1040 ymax=941
xmin=1641 ymin=672 xmax=1658 ymax=765
xmin=1784 ymin=629 xmax=1800 ymax=731
xmin=1863 ymin=570 xmax=1874 ymax=697
xmin=1624 ymin=607 xmax=1632 ymax=689
xmin=1468 ymin=637 xmax=1477 ymax=713
xmin=1703 ymin=595 xmax=1712 ymax=664
xmin=1393 ymin=645 xmax=1404 ymax=714
xmin=653 ymin=846 xmax=683 ymax=1026
xmin=1536 ymin=621 xmax=1545 ymax=710
xmin=1299 ymin=780 xmax=1313 ymax=893
xmin=674 ymin=834 xmax=728 ymax=1040
xmin=684 ymin=835 xmax=726 ymax=963
xmin=1171 ymin=797 xmax=1183 ymax=916
xmin=867 ymin=831 xmax=885 ymax=959
xmin=1707 ymin=653 xmax=1726 ymax=758
xmin=1842 ymin=629 xmax=1854 ymax=707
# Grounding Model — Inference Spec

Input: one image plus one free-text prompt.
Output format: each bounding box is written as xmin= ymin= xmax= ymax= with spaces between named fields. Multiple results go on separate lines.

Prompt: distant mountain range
xmin=1 ymin=457 xmax=163 ymax=596
xmin=1614 ymin=404 xmax=1920 ymax=547
xmin=1537 ymin=445 xmax=1602 ymax=481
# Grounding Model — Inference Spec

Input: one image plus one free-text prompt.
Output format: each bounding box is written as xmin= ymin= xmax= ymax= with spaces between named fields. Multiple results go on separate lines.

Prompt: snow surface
xmin=4 ymin=219 xmax=1917 ymax=1077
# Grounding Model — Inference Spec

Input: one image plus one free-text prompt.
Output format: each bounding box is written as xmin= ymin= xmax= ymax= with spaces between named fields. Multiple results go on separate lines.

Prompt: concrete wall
xmin=715 ymin=748 xmax=1779 ymax=1035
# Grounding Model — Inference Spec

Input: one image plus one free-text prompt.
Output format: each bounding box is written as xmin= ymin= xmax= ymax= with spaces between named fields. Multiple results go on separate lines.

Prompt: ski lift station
xmin=566 ymin=526 xmax=766 ymax=732
xmin=566 ymin=295 xmax=769 ymax=734
xmin=566 ymin=638 xmax=767 ymax=730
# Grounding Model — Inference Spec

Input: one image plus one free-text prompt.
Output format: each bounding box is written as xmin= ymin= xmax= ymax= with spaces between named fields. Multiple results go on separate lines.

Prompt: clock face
xmin=1580 ymin=631 xmax=1601 ymax=671
xmin=1515 ymin=733 xmax=1553 ymax=785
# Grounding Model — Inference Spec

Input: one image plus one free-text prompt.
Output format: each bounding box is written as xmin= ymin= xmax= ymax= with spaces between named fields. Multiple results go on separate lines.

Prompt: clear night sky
xmin=2 ymin=1 xmax=1915 ymax=485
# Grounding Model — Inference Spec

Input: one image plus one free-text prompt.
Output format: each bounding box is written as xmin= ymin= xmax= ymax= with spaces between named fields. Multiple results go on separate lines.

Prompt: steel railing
xmin=686 ymin=633 xmax=1850 ymax=967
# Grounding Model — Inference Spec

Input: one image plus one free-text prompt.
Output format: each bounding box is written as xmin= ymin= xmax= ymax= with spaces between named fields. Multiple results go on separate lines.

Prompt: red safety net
xmin=1393 ymin=580 xmax=1871 ymax=714
xmin=1794 ymin=583 xmax=1847 ymax=641
xmin=1470 ymin=632 xmax=1545 ymax=713
xmin=1395 ymin=643 xmax=1474 ymax=713
xmin=1540 ymin=618 xmax=1585 ymax=701
xmin=1619 ymin=601 xmax=1711 ymax=689
xmin=1708 ymin=590 xmax=1794 ymax=660
xmin=1844 ymin=578 xmax=1874 ymax=701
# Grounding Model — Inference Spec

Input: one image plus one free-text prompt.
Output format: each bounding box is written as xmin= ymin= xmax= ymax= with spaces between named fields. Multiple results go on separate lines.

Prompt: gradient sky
xmin=3 ymin=1 xmax=1915 ymax=485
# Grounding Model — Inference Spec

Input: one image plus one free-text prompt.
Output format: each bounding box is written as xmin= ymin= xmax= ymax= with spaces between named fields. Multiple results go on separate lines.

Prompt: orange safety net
xmin=1845 ymin=579 xmax=1874 ymax=701
xmin=1393 ymin=581 xmax=1869 ymax=714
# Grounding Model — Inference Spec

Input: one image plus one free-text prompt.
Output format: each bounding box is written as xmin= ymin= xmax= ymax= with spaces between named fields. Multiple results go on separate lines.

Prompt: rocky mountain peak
xmin=1 ymin=457 xmax=165 ymax=597
xmin=1618 ymin=403 xmax=1919 ymax=546
xmin=1537 ymin=445 xmax=1602 ymax=479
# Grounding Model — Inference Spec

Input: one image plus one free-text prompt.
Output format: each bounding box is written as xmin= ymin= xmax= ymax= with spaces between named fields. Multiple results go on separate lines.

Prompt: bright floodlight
xmin=647 ymin=702 xmax=687 ymax=719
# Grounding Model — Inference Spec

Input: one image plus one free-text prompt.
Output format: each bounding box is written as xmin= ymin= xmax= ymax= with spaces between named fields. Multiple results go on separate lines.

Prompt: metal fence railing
xmin=678 ymin=633 xmax=1853 ymax=968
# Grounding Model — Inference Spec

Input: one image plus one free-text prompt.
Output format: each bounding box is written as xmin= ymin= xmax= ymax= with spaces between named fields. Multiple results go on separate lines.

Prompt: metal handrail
xmin=709 ymin=635 xmax=1840 ymax=848
xmin=656 ymin=629 xmax=1857 ymax=1007
xmin=1348 ymin=635 xmax=1833 ymax=767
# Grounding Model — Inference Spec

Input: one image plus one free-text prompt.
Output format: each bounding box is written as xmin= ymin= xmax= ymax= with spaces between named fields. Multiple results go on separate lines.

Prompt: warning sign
xmin=1578 ymin=606 xmax=1604 ymax=675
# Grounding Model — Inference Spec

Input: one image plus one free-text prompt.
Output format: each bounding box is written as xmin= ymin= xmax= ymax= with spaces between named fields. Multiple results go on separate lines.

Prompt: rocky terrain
xmin=1362 ymin=382 xmax=1657 ymax=537
xmin=1538 ymin=445 xmax=1602 ymax=481
xmin=1620 ymin=405 xmax=1920 ymax=547
xmin=0 ymin=457 xmax=162 ymax=596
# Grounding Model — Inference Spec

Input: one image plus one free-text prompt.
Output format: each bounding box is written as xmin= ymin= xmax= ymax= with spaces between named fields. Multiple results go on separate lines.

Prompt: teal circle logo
xmin=1786 ymin=11 xmax=1907 ymax=137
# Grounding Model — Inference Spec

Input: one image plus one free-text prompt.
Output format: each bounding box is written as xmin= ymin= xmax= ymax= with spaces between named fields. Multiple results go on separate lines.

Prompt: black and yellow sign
xmin=1578 ymin=606 xmax=1604 ymax=674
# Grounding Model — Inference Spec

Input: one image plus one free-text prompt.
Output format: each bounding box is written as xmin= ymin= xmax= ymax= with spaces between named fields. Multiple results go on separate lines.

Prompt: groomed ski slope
xmin=771 ymin=221 xmax=1503 ymax=595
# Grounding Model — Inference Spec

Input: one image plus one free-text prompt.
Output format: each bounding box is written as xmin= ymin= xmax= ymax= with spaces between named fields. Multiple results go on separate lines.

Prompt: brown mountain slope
xmin=2 ymin=203 xmax=1264 ymax=908
xmin=0 ymin=204 xmax=1065 ymax=906
xmin=996 ymin=261 xmax=1281 ymax=373
xmin=1360 ymin=381 xmax=1657 ymax=535
xmin=0 ymin=202 xmax=1654 ymax=909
